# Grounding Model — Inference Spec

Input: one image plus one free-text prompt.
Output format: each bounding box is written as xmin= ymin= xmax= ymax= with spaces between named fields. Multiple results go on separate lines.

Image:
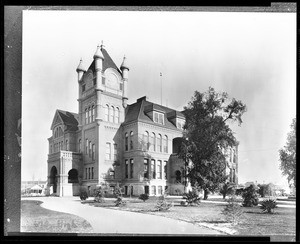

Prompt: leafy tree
xmin=257 ymin=184 xmax=269 ymax=198
xmin=279 ymin=118 xmax=296 ymax=189
xmin=179 ymin=87 xmax=246 ymax=200
xmin=242 ymin=185 xmax=259 ymax=207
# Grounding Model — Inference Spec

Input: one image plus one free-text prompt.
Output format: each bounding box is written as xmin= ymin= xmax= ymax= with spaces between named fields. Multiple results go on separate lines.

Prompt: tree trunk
xmin=204 ymin=189 xmax=209 ymax=200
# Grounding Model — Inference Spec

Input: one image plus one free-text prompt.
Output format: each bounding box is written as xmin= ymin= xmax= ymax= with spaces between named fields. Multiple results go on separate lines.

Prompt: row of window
xmin=104 ymin=105 xmax=120 ymax=123
xmin=85 ymin=139 xmax=96 ymax=160
xmin=53 ymin=127 xmax=63 ymax=138
xmin=85 ymin=167 xmax=94 ymax=179
xmin=124 ymin=131 xmax=168 ymax=153
xmin=85 ymin=106 xmax=96 ymax=124
xmin=150 ymin=185 xmax=164 ymax=195
xmin=144 ymin=159 xmax=167 ymax=180
xmin=50 ymin=140 xmax=69 ymax=153
xmin=106 ymin=143 xmax=117 ymax=161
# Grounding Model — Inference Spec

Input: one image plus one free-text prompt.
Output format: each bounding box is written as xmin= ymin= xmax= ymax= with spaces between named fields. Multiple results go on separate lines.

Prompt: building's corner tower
xmin=76 ymin=58 xmax=86 ymax=128
xmin=120 ymin=56 xmax=129 ymax=110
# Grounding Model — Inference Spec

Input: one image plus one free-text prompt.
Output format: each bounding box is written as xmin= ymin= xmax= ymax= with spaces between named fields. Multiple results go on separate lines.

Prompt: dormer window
xmin=154 ymin=112 xmax=164 ymax=125
xmin=177 ymin=118 xmax=185 ymax=130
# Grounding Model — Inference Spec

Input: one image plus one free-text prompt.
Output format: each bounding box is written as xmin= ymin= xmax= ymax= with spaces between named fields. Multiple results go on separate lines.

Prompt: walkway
xmin=27 ymin=196 xmax=223 ymax=235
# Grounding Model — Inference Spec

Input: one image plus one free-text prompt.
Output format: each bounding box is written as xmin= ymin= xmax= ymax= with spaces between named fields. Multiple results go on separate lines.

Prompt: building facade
xmin=47 ymin=45 xmax=238 ymax=197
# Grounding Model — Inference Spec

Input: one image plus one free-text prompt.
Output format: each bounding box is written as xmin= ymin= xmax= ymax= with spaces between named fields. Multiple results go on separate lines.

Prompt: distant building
xmin=21 ymin=180 xmax=47 ymax=195
xmin=47 ymin=45 xmax=238 ymax=197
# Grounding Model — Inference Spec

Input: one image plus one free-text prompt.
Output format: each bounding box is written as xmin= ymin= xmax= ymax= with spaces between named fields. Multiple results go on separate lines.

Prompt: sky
xmin=22 ymin=10 xmax=296 ymax=190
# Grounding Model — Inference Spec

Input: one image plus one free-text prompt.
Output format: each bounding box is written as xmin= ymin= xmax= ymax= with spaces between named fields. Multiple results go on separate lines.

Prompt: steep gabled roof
xmin=123 ymin=97 xmax=184 ymax=130
xmin=51 ymin=109 xmax=79 ymax=132
xmin=87 ymin=48 xmax=122 ymax=75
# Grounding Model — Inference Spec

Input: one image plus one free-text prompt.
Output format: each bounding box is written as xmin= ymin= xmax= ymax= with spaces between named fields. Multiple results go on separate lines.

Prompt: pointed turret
xmin=76 ymin=58 xmax=86 ymax=82
xmin=120 ymin=55 xmax=129 ymax=108
xmin=93 ymin=45 xmax=104 ymax=60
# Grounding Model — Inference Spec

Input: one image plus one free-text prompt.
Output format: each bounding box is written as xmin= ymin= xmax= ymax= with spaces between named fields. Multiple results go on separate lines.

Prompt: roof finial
xmin=100 ymin=40 xmax=104 ymax=49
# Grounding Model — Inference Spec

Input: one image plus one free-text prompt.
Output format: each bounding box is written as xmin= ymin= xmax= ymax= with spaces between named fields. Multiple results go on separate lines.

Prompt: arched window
xmin=143 ymin=131 xmax=149 ymax=150
xmin=125 ymin=133 xmax=128 ymax=151
xmin=157 ymin=134 xmax=162 ymax=152
xmin=85 ymin=108 xmax=88 ymax=124
xmin=88 ymin=107 xmax=92 ymax=123
xmin=110 ymin=106 xmax=114 ymax=122
xmin=115 ymin=107 xmax=120 ymax=123
xmin=151 ymin=159 xmax=156 ymax=179
xmin=163 ymin=135 xmax=168 ymax=153
xmin=157 ymin=160 xmax=162 ymax=179
xmin=105 ymin=104 xmax=109 ymax=121
xmin=130 ymin=131 xmax=134 ymax=150
xmin=151 ymin=133 xmax=156 ymax=151
xmin=91 ymin=105 xmax=95 ymax=122
xmin=89 ymin=141 xmax=92 ymax=157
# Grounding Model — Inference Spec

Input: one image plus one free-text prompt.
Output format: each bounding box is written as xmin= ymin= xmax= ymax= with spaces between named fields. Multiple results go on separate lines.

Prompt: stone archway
xmin=68 ymin=169 xmax=79 ymax=183
xmin=50 ymin=166 xmax=58 ymax=193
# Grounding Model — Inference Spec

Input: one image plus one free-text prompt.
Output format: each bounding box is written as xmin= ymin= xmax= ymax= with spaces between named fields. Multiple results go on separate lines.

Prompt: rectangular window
xmin=158 ymin=113 xmax=164 ymax=124
xmin=157 ymin=160 xmax=162 ymax=179
xmin=92 ymin=144 xmax=95 ymax=160
xmin=144 ymin=159 xmax=149 ymax=179
xmin=85 ymin=110 xmax=88 ymax=124
xmin=106 ymin=143 xmax=111 ymax=160
xmin=88 ymin=109 xmax=92 ymax=123
xmin=89 ymin=141 xmax=92 ymax=157
xmin=85 ymin=168 xmax=88 ymax=179
xmin=158 ymin=186 xmax=162 ymax=195
xmin=130 ymin=159 xmax=134 ymax=178
xmin=86 ymin=139 xmax=88 ymax=155
xmin=65 ymin=140 xmax=68 ymax=151
xmin=50 ymin=145 xmax=52 ymax=154
xmin=151 ymin=185 xmax=156 ymax=195
xmin=125 ymin=160 xmax=128 ymax=178
xmin=92 ymin=106 xmax=95 ymax=122
xmin=157 ymin=135 xmax=162 ymax=152
xmin=91 ymin=167 xmax=94 ymax=179
xmin=114 ymin=144 xmax=117 ymax=161
xmin=79 ymin=139 xmax=81 ymax=153
xmin=88 ymin=168 xmax=91 ymax=179
xmin=151 ymin=160 xmax=156 ymax=179
xmin=164 ymin=161 xmax=168 ymax=179
xmin=154 ymin=112 xmax=159 ymax=123
xmin=82 ymin=84 xmax=86 ymax=92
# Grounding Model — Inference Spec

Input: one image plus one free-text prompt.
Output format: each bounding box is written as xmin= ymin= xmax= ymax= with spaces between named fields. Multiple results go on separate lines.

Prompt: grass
xmin=83 ymin=195 xmax=296 ymax=239
xmin=21 ymin=200 xmax=93 ymax=233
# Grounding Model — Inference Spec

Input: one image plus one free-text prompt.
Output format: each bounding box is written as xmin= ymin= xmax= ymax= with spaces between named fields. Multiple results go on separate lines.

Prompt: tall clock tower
xmin=76 ymin=44 xmax=129 ymax=190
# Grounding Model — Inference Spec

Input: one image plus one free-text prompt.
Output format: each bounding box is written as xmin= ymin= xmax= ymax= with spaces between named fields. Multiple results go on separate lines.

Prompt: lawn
xmin=21 ymin=200 xmax=93 ymax=233
xmin=82 ymin=195 xmax=296 ymax=240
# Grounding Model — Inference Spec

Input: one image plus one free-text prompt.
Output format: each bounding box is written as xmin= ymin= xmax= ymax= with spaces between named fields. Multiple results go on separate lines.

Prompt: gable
xmin=50 ymin=110 xmax=63 ymax=130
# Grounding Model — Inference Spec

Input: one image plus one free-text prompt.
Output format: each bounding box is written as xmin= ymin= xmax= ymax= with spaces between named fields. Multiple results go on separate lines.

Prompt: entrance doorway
xmin=50 ymin=166 xmax=58 ymax=193
xmin=144 ymin=185 xmax=149 ymax=195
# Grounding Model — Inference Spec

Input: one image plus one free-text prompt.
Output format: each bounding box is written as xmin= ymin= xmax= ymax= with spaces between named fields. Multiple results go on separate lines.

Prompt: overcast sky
xmin=22 ymin=10 xmax=296 ymax=189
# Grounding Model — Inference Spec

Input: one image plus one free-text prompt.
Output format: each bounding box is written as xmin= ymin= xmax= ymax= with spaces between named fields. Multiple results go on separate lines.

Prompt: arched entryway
xmin=68 ymin=169 xmax=79 ymax=183
xmin=50 ymin=166 xmax=58 ymax=193
xmin=172 ymin=137 xmax=184 ymax=154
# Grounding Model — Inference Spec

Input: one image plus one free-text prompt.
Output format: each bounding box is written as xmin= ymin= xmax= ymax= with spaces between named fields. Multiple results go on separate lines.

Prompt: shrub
xmin=182 ymin=189 xmax=201 ymax=206
xmin=114 ymin=185 xmax=123 ymax=198
xmin=94 ymin=187 xmax=105 ymax=203
xmin=235 ymin=188 xmax=244 ymax=196
xmin=115 ymin=196 xmax=127 ymax=207
xmin=242 ymin=185 xmax=259 ymax=207
xmin=221 ymin=195 xmax=243 ymax=225
xmin=155 ymin=195 xmax=173 ymax=211
xmin=260 ymin=199 xmax=277 ymax=213
xmin=138 ymin=194 xmax=149 ymax=202
xmin=79 ymin=190 xmax=88 ymax=201
xmin=180 ymin=201 xmax=188 ymax=206
xmin=219 ymin=182 xmax=236 ymax=199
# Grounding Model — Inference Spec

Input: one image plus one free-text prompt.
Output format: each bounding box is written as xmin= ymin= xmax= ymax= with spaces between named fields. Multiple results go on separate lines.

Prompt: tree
xmin=220 ymin=182 xmax=236 ymax=199
xmin=179 ymin=87 xmax=246 ymax=200
xmin=279 ymin=118 xmax=296 ymax=189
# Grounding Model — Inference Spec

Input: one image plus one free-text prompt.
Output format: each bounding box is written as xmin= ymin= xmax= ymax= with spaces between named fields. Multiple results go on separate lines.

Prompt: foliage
xmin=221 ymin=195 xmax=243 ymax=225
xmin=178 ymin=87 xmax=246 ymax=200
xmin=182 ymin=188 xmax=201 ymax=206
xmin=260 ymin=199 xmax=277 ymax=214
xmin=235 ymin=188 xmax=244 ymax=196
xmin=174 ymin=188 xmax=183 ymax=196
xmin=114 ymin=185 xmax=123 ymax=198
xmin=138 ymin=194 xmax=149 ymax=202
xmin=219 ymin=182 xmax=236 ymax=199
xmin=79 ymin=190 xmax=88 ymax=201
xmin=114 ymin=196 xmax=127 ymax=207
xmin=155 ymin=195 xmax=173 ymax=211
xmin=257 ymin=184 xmax=273 ymax=197
xmin=180 ymin=201 xmax=188 ymax=206
xmin=94 ymin=187 xmax=105 ymax=203
xmin=279 ymin=118 xmax=296 ymax=188
xmin=242 ymin=185 xmax=259 ymax=207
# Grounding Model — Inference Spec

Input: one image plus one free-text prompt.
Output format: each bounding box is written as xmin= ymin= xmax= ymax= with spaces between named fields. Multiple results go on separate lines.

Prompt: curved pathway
xmin=27 ymin=196 xmax=222 ymax=235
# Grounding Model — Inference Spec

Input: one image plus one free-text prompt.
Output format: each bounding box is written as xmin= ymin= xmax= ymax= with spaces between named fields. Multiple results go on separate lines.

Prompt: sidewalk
xmin=26 ymin=196 xmax=223 ymax=235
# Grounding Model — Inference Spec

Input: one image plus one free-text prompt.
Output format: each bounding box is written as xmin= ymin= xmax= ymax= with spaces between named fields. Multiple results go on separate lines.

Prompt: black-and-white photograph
xmin=4 ymin=4 xmax=296 ymax=241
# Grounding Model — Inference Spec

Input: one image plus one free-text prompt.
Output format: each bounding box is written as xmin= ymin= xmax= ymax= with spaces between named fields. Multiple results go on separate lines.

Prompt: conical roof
xmin=93 ymin=45 xmax=104 ymax=60
xmin=76 ymin=59 xmax=86 ymax=73
xmin=120 ymin=56 xmax=129 ymax=71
